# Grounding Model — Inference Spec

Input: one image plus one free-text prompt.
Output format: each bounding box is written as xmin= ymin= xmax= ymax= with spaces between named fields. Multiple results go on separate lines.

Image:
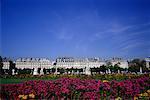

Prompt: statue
xmin=33 ymin=68 xmax=38 ymax=75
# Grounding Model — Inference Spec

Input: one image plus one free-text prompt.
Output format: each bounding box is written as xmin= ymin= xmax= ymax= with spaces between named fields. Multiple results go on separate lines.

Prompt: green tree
xmin=106 ymin=61 xmax=112 ymax=66
xmin=90 ymin=67 xmax=96 ymax=75
xmin=43 ymin=68 xmax=46 ymax=74
xmin=8 ymin=60 xmax=15 ymax=75
xmin=0 ymin=56 xmax=2 ymax=65
xmin=128 ymin=59 xmax=148 ymax=73
xmin=59 ymin=68 xmax=65 ymax=74
xmin=100 ymin=65 xmax=107 ymax=73
xmin=113 ymin=64 xmax=120 ymax=73
xmin=109 ymin=65 xmax=114 ymax=73
xmin=38 ymin=68 xmax=41 ymax=74
xmin=0 ymin=56 xmax=4 ymax=75
xmin=51 ymin=68 xmax=56 ymax=73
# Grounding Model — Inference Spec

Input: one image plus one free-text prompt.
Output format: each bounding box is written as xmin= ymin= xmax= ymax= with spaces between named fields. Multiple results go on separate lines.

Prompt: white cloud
xmin=89 ymin=21 xmax=150 ymax=42
xmin=121 ymin=42 xmax=143 ymax=51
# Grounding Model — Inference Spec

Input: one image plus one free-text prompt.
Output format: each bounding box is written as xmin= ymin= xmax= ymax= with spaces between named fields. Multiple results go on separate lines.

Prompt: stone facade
xmin=55 ymin=57 xmax=106 ymax=75
xmin=56 ymin=57 xmax=106 ymax=68
xmin=2 ymin=61 xmax=10 ymax=69
xmin=15 ymin=58 xmax=53 ymax=69
xmin=145 ymin=57 xmax=150 ymax=68
xmin=1 ymin=57 xmax=130 ymax=75
xmin=109 ymin=57 xmax=129 ymax=69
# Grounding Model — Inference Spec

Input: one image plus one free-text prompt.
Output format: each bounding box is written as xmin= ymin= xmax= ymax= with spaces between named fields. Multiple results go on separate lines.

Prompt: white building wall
xmin=119 ymin=61 xmax=128 ymax=69
xmin=145 ymin=57 xmax=150 ymax=68
xmin=110 ymin=61 xmax=128 ymax=69
xmin=15 ymin=58 xmax=53 ymax=69
xmin=56 ymin=58 xmax=106 ymax=69
xmin=2 ymin=62 xmax=10 ymax=69
xmin=14 ymin=57 xmax=129 ymax=75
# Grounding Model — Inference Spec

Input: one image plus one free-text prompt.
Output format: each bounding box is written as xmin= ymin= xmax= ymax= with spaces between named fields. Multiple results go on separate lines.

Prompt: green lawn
xmin=0 ymin=77 xmax=58 ymax=84
xmin=1 ymin=78 xmax=37 ymax=84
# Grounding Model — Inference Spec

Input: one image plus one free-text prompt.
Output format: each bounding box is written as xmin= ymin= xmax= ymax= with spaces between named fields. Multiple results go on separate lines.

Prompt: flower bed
xmin=0 ymin=76 xmax=150 ymax=99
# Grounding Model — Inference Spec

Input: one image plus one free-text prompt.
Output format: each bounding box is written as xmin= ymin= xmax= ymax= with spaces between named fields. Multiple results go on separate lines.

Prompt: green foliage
xmin=18 ymin=68 xmax=32 ymax=75
xmin=100 ymin=65 xmax=107 ymax=73
xmin=128 ymin=59 xmax=149 ymax=73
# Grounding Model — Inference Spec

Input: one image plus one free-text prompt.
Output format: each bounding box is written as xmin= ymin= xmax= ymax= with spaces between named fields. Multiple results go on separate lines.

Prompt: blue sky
xmin=1 ymin=0 xmax=150 ymax=59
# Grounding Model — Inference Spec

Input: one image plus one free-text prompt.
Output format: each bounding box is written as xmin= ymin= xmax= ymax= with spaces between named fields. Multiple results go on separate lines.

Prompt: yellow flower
xmin=18 ymin=95 xmax=24 ymax=98
xmin=22 ymin=95 xmax=28 ymax=100
xmin=134 ymin=96 xmax=138 ymax=100
xmin=115 ymin=97 xmax=122 ymax=100
xmin=143 ymin=92 xmax=148 ymax=97
xmin=103 ymin=80 xmax=109 ymax=82
xmin=29 ymin=93 xmax=35 ymax=98
xmin=139 ymin=93 xmax=143 ymax=97
xmin=147 ymin=90 xmax=150 ymax=93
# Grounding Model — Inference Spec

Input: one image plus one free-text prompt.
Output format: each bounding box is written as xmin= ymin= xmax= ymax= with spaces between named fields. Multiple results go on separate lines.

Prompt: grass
xmin=0 ymin=77 xmax=58 ymax=84
xmin=0 ymin=78 xmax=47 ymax=84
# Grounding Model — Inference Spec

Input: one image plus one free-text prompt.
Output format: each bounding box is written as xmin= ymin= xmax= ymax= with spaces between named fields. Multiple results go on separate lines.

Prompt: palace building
xmin=15 ymin=58 xmax=53 ymax=69
xmin=109 ymin=57 xmax=129 ymax=69
xmin=2 ymin=57 xmax=131 ymax=75
xmin=145 ymin=57 xmax=150 ymax=68
xmin=55 ymin=57 xmax=106 ymax=75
